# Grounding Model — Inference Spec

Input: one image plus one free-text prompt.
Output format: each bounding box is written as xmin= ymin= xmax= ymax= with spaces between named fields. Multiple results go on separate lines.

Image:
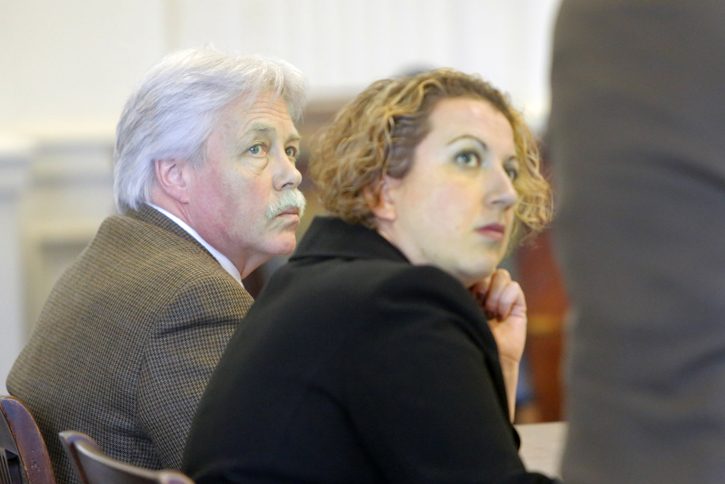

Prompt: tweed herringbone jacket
xmin=7 ymin=205 xmax=253 ymax=484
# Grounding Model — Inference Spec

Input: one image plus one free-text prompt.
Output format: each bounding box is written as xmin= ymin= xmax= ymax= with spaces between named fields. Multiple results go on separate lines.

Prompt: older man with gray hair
xmin=7 ymin=48 xmax=307 ymax=484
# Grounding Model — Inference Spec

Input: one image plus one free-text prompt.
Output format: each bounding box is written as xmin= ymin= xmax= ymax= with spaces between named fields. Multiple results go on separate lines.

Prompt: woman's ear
xmin=366 ymin=175 xmax=398 ymax=222
xmin=154 ymin=158 xmax=191 ymax=204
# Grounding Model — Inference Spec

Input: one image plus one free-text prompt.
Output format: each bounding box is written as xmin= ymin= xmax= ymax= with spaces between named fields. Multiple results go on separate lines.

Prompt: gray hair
xmin=113 ymin=48 xmax=308 ymax=213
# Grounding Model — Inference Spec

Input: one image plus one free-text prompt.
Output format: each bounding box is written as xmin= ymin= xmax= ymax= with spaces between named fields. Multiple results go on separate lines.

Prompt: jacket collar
xmin=291 ymin=216 xmax=409 ymax=264
xmin=126 ymin=204 xmax=212 ymax=255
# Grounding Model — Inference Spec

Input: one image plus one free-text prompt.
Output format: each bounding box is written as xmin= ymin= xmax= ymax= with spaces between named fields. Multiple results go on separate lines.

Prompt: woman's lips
xmin=477 ymin=223 xmax=505 ymax=242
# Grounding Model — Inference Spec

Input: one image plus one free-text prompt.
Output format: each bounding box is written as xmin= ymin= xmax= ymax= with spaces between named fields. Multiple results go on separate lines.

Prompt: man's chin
xmin=271 ymin=234 xmax=298 ymax=256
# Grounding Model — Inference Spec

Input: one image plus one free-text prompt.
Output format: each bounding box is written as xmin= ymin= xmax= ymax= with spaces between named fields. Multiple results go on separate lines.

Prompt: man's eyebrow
xmin=244 ymin=123 xmax=300 ymax=143
xmin=247 ymin=123 xmax=275 ymax=136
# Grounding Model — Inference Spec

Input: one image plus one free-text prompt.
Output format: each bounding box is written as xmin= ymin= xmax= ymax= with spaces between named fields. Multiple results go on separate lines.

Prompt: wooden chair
xmin=0 ymin=395 xmax=56 ymax=484
xmin=59 ymin=431 xmax=193 ymax=484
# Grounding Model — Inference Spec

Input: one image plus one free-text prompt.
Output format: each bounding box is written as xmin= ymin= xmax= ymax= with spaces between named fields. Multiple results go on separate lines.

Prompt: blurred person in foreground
xmin=7 ymin=48 xmax=307 ymax=484
xmin=183 ymin=69 xmax=558 ymax=483
xmin=550 ymin=1 xmax=725 ymax=483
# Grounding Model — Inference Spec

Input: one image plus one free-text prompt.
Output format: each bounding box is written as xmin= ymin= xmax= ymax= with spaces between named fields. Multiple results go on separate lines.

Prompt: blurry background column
xmin=0 ymin=134 xmax=31 ymax=394
xmin=516 ymin=227 xmax=568 ymax=422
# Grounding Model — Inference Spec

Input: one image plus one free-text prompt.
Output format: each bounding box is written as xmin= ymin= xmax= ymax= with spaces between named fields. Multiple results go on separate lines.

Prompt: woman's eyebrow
xmin=446 ymin=134 xmax=488 ymax=150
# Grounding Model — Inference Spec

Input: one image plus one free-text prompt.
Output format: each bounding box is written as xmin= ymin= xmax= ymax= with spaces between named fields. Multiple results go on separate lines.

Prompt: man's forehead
xmin=219 ymin=97 xmax=300 ymax=141
xmin=238 ymin=90 xmax=291 ymax=119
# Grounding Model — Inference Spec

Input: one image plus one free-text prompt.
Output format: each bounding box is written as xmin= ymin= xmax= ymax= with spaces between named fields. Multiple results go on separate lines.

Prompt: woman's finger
xmin=484 ymin=269 xmax=511 ymax=317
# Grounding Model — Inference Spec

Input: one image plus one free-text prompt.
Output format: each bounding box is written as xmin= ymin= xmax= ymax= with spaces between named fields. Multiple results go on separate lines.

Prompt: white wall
xmin=0 ymin=0 xmax=562 ymax=392
xmin=0 ymin=0 xmax=561 ymax=131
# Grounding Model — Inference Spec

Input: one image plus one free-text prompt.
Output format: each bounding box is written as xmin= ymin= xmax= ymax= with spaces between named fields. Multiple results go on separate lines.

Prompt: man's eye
xmin=455 ymin=151 xmax=480 ymax=167
xmin=285 ymin=147 xmax=298 ymax=158
xmin=249 ymin=144 xmax=264 ymax=155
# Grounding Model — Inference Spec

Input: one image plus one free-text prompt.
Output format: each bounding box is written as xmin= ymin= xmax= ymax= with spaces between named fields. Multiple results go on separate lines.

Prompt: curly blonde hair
xmin=310 ymin=68 xmax=552 ymax=244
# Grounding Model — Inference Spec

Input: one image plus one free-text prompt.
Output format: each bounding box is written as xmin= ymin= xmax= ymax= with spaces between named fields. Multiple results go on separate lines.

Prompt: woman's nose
xmin=487 ymin=165 xmax=517 ymax=209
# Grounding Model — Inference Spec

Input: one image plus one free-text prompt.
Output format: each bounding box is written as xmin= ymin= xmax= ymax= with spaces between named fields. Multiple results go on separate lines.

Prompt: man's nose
xmin=273 ymin=150 xmax=302 ymax=191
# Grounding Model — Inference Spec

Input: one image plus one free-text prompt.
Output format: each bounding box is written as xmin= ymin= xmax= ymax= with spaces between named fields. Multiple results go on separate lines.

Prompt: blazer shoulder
xmin=359 ymin=263 xmax=496 ymax=351
xmin=370 ymin=263 xmax=478 ymax=313
xmin=89 ymin=214 xmax=224 ymax=283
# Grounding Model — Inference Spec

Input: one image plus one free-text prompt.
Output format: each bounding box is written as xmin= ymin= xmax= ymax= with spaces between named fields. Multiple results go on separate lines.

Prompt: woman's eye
xmin=506 ymin=166 xmax=519 ymax=181
xmin=455 ymin=151 xmax=480 ymax=167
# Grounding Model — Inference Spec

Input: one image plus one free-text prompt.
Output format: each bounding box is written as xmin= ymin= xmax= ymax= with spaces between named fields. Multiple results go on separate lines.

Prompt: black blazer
xmin=184 ymin=216 xmax=554 ymax=484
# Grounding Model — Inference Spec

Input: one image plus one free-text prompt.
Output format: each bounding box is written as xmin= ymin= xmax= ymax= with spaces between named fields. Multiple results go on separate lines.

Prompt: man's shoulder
xmin=8 ymin=211 xmax=249 ymax=396
xmin=96 ymin=210 xmax=204 ymax=256
xmin=88 ymin=211 xmax=223 ymax=280
xmin=39 ymin=210 xmax=247 ymax=329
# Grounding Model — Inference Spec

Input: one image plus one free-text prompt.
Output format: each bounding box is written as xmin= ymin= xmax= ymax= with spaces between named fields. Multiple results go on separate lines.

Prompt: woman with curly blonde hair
xmin=185 ymin=69 xmax=557 ymax=484
xmin=312 ymin=69 xmax=551 ymax=243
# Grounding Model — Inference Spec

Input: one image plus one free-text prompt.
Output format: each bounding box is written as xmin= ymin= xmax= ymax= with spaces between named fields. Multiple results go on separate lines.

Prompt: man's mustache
xmin=266 ymin=189 xmax=307 ymax=220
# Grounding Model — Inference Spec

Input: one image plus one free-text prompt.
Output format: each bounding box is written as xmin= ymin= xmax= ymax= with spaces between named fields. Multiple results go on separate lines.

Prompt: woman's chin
xmin=450 ymin=265 xmax=498 ymax=289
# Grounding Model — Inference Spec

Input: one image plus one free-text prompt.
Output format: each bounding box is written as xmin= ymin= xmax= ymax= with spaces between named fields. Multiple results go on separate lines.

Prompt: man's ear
xmin=155 ymin=158 xmax=191 ymax=204
xmin=366 ymin=175 xmax=398 ymax=222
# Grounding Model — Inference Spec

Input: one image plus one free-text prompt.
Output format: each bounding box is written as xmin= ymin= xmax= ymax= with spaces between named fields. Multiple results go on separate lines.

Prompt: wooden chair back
xmin=59 ymin=431 xmax=193 ymax=484
xmin=0 ymin=396 xmax=56 ymax=484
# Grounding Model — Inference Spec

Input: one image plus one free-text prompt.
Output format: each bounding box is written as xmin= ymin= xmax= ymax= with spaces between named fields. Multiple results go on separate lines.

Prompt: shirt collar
xmin=147 ymin=203 xmax=243 ymax=287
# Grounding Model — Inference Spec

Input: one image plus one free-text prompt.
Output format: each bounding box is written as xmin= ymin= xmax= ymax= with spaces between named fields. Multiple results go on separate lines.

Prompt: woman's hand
xmin=470 ymin=268 xmax=527 ymax=421
xmin=471 ymin=268 xmax=527 ymax=364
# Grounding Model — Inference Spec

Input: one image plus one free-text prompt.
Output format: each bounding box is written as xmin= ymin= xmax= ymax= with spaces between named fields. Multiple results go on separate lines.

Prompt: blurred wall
xmin=0 ymin=0 xmax=562 ymax=393
xmin=0 ymin=0 xmax=561 ymax=131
